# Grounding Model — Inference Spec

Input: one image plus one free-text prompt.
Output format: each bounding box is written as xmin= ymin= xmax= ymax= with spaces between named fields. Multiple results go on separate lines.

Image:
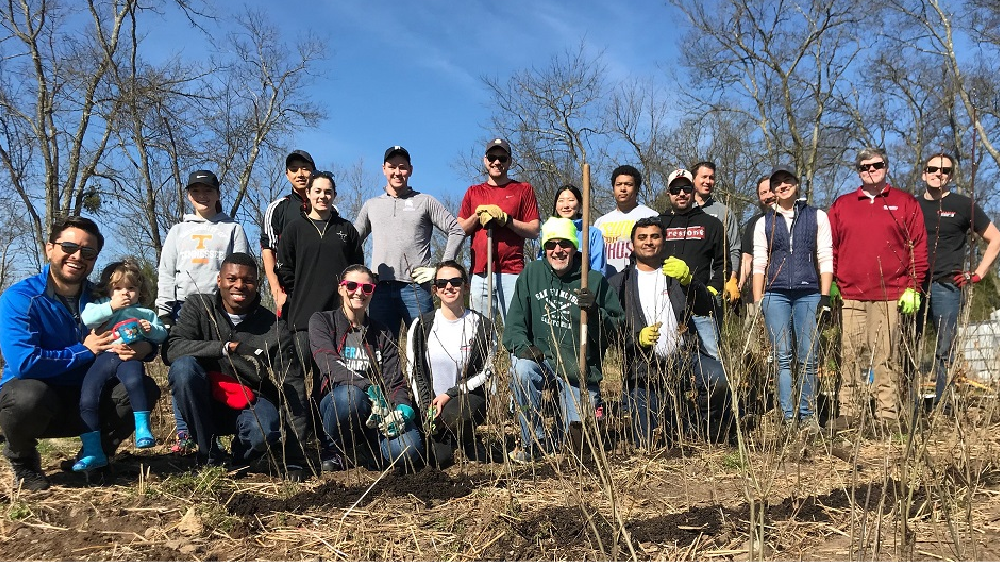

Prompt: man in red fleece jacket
xmin=829 ymin=147 xmax=927 ymax=429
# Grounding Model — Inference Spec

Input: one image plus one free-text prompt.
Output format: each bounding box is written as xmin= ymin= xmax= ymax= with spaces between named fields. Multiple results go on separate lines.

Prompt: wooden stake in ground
xmin=578 ymin=163 xmax=591 ymax=397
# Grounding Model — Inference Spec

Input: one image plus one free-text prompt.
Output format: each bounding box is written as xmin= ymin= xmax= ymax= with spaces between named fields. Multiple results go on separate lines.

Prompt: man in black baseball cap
xmin=261 ymin=150 xmax=317 ymax=312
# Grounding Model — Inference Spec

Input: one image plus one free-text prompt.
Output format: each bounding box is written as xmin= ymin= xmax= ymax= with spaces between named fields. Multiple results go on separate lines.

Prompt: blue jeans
xmin=918 ymin=281 xmax=961 ymax=403
xmin=318 ymin=384 xmax=423 ymax=469
xmin=762 ymin=290 xmax=821 ymax=419
xmin=368 ymin=280 xmax=434 ymax=336
xmin=510 ymin=358 xmax=602 ymax=454
xmin=625 ymin=352 xmax=730 ymax=446
xmin=167 ymin=356 xmax=281 ymax=463
xmin=469 ymin=272 xmax=519 ymax=320
xmin=692 ymin=313 xmax=721 ymax=360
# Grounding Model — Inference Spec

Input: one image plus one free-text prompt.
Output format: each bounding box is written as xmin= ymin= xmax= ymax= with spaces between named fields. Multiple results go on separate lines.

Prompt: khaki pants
xmin=838 ymin=299 xmax=904 ymax=420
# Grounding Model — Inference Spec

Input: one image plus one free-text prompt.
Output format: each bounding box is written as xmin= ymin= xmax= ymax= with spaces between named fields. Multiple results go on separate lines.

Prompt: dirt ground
xmin=3 ymin=404 xmax=1000 ymax=561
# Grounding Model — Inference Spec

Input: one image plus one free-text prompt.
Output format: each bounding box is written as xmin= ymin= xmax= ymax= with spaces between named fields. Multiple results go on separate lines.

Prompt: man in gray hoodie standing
xmin=354 ymin=146 xmax=466 ymax=336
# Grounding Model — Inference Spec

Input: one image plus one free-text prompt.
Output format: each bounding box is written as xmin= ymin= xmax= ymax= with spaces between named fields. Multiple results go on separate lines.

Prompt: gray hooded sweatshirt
xmin=156 ymin=212 xmax=249 ymax=316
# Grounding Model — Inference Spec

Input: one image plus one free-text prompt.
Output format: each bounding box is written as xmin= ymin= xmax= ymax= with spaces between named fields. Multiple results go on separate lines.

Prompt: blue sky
xmin=149 ymin=1 xmax=678 ymax=202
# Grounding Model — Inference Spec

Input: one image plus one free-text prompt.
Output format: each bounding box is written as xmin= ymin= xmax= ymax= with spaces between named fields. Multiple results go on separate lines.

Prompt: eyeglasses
xmin=55 ymin=241 xmax=99 ymax=260
xmin=433 ymin=277 xmax=465 ymax=289
xmin=543 ymin=239 xmax=574 ymax=251
xmin=857 ymin=161 xmax=887 ymax=172
xmin=486 ymin=154 xmax=509 ymax=164
xmin=339 ymin=280 xmax=375 ymax=295
xmin=925 ymin=165 xmax=953 ymax=175
xmin=668 ymin=184 xmax=694 ymax=195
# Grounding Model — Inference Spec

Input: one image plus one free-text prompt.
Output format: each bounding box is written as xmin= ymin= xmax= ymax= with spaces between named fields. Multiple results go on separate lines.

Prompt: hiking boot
xmin=10 ymin=454 xmax=50 ymax=491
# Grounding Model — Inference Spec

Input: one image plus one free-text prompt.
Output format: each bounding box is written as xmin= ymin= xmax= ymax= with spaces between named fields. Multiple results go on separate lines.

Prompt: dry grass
xmin=2 ymin=305 xmax=1000 ymax=560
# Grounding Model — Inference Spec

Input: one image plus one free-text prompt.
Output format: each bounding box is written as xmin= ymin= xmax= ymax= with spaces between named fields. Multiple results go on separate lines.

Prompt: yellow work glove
xmin=707 ymin=286 xmax=719 ymax=296
xmin=897 ymin=287 xmax=921 ymax=315
xmin=661 ymin=256 xmax=692 ymax=285
xmin=724 ymin=277 xmax=740 ymax=302
xmin=638 ymin=322 xmax=662 ymax=349
xmin=476 ymin=204 xmax=508 ymax=228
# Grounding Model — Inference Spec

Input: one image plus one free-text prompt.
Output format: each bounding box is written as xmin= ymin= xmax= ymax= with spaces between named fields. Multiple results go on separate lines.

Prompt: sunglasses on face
xmin=543 ymin=239 xmax=574 ymax=251
xmin=925 ymin=165 xmax=953 ymax=175
xmin=668 ymin=184 xmax=694 ymax=195
xmin=486 ymin=153 xmax=509 ymax=164
xmin=433 ymin=277 xmax=465 ymax=289
xmin=857 ymin=161 xmax=887 ymax=172
xmin=339 ymin=280 xmax=375 ymax=295
xmin=55 ymin=241 xmax=99 ymax=260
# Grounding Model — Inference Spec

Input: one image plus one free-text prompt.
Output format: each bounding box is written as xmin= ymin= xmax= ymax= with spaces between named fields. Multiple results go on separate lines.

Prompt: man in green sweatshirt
xmin=502 ymin=217 xmax=624 ymax=462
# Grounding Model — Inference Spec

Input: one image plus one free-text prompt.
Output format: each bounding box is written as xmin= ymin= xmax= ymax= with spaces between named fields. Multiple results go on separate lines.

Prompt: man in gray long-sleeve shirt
xmin=354 ymin=146 xmax=466 ymax=335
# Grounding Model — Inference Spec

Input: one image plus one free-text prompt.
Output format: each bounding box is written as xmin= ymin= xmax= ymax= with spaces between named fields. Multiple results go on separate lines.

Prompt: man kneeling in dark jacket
xmin=610 ymin=217 xmax=731 ymax=447
xmin=163 ymin=253 xmax=309 ymax=480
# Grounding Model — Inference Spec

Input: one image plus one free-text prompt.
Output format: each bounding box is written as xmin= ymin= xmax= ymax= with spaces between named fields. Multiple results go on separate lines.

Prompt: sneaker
xmin=508 ymin=449 xmax=540 ymax=464
xmin=10 ymin=454 xmax=50 ymax=491
xmin=170 ymin=431 xmax=196 ymax=455
xmin=320 ymin=447 xmax=346 ymax=472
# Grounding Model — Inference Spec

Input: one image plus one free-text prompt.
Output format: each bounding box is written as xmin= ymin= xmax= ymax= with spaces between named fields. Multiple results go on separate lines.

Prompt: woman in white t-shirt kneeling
xmin=406 ymin=261 xmax=498 ymax=468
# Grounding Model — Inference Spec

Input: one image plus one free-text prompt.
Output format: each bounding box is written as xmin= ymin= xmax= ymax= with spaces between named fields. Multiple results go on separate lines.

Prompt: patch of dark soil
xmin=628 ymin=504 xmax=727 ymax=543
xmin=823 ymin=479 xmax=929 ymax=517
xmin=769 ymin=494 xmax=835 ymax=522
xmin=227 ymin=467 xmax=476 ymax=518
xmin=508 ymin=503 xmax=737 ymax=558
xmin=512 ymin=505 xmax=616 ymax=548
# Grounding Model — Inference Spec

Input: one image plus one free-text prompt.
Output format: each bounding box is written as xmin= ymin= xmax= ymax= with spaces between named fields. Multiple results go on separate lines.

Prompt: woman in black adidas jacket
xmin=405 ymin=261 xmax=497 ymax=467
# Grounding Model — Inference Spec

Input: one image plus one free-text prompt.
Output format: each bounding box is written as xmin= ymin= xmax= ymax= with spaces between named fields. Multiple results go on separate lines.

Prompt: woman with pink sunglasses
xmin=309 ymin=264 xmax=423 ymax=471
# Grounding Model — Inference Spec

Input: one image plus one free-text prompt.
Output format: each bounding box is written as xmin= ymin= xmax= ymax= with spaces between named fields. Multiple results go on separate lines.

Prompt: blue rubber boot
xmin=72 ymin=431 xmax=108 ymax=472
xmin=134 ymin=411 xmax=155 ymax=449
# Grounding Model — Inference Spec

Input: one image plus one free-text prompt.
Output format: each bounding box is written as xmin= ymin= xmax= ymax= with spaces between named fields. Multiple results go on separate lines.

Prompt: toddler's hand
xmin=138 ymin=319 xmax=152 ymax=333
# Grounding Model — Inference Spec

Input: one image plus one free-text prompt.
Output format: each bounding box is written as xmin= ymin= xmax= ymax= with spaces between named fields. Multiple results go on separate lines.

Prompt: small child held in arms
xmin=75 ymin=260 xmax=167 ymax=471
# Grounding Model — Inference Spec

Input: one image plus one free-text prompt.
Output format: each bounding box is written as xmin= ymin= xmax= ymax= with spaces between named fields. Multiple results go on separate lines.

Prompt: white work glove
xmin=411 ymin=266 xmax=435 ymax=284
xmin=378 ymin=405 xmax=415 ymax=438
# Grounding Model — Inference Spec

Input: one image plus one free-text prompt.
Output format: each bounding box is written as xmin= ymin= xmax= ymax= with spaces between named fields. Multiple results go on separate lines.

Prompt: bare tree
xmin=207 ymin=7 xmax=326 ymax=220
xmin=669 ymin=0 xmax=866 ymax=203
xmin=481 ymin=44 xmax=608 ymax=217
xmin=0 ymin=0 xmax=138 ymax=259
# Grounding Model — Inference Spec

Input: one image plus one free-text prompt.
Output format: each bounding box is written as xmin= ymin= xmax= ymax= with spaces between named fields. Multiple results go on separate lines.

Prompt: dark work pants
xmin=426 ymin=391 xmax=487 ymax=466
xmin=0 ymin=376 xmax=161 ymax=461
xmin=80 ymin=352 xmax=149 ymax=432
